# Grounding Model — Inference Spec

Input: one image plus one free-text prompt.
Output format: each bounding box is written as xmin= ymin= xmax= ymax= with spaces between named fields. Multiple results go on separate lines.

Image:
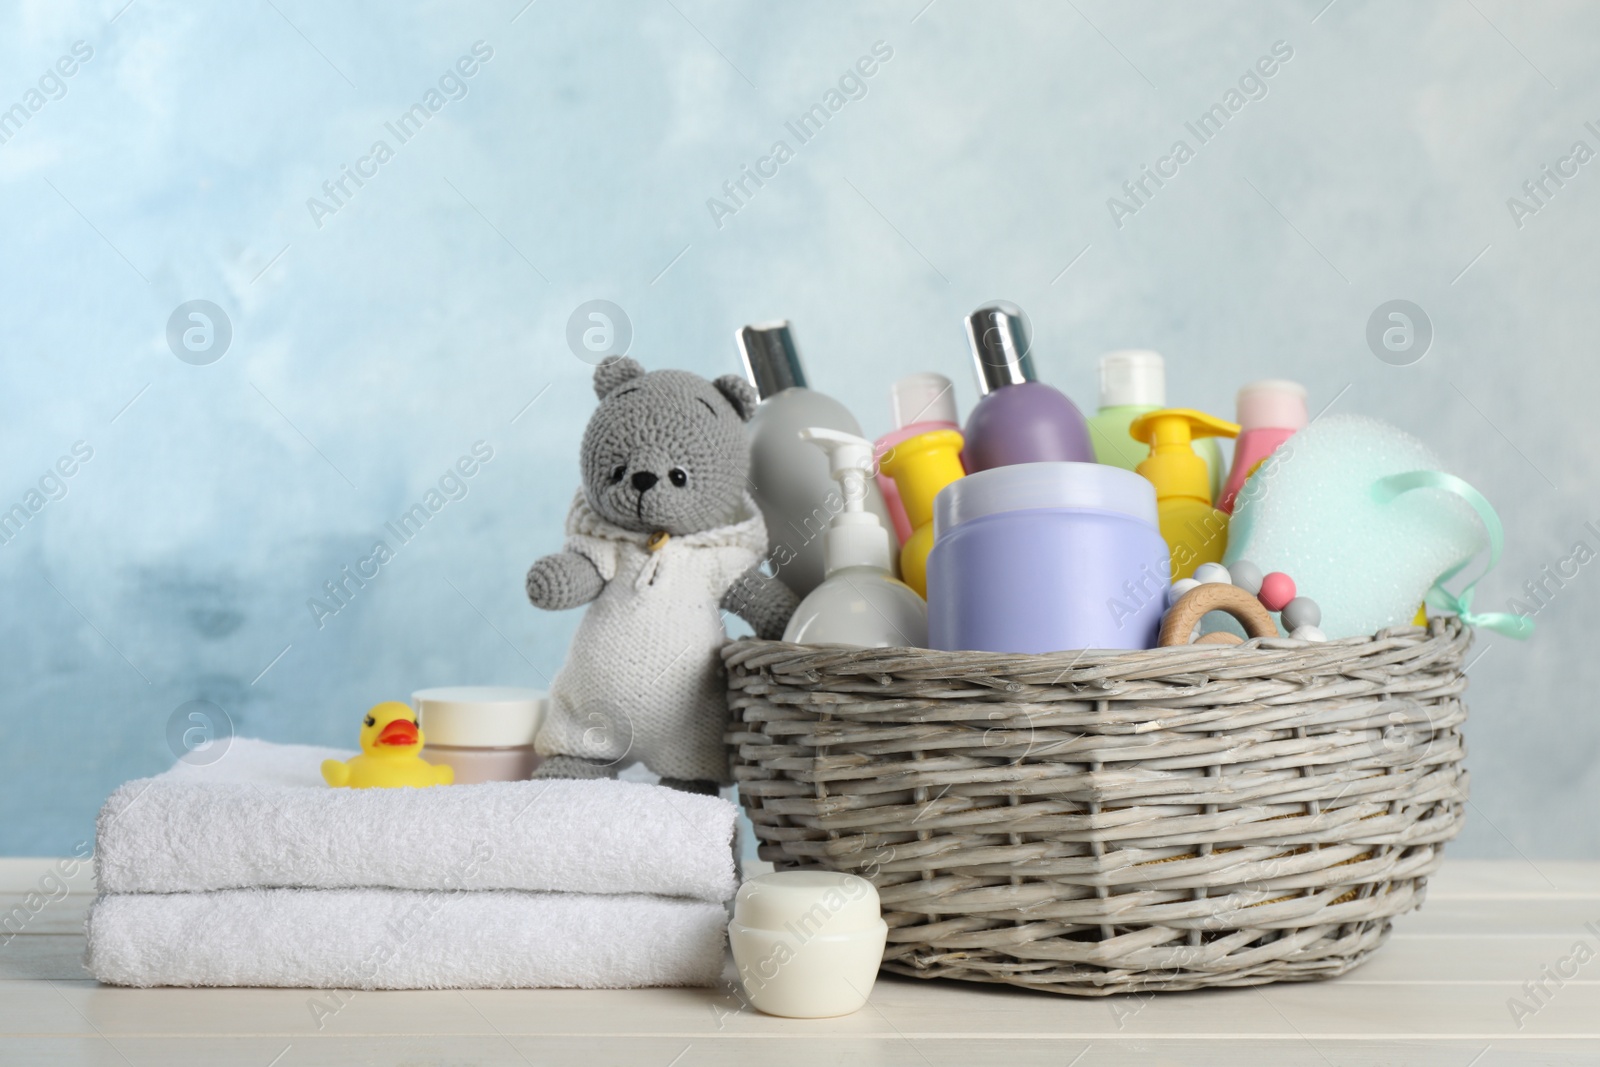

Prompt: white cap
xmin=1098 ymin=349 xmax=1166 ymax=408
xmin=797 ymin=427 xmax=893 ymax=575
xmin=891 ymin=372 xmax=958 ymax=429
xmin=413 ymin=686 xmax=544 ymax=748
xmin=933 ymin=461 xmax=1159 ymax=539
xmin=733 ymin=870 xmax=882 ymax=932
xmin=1235 ymin=379 xmax=1308 ymax=430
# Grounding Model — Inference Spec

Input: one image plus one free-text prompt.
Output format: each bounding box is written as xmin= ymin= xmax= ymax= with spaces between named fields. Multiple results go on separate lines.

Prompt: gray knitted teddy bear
xmin=527 ymin=357 xmax=798 ymax=795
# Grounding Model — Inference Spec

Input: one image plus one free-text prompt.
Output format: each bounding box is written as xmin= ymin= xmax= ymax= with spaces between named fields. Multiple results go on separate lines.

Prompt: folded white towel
xmin=96 ymin=739 xmax=736 ymax=902
xmin=87 ymin=887 xmax=728 ymax=989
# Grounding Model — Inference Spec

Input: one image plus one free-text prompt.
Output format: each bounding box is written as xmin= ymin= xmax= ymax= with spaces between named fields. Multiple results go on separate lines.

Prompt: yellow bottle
xmin=876 ymin=428 xmax=965 ymax=597
xmin=1128 ymin=409 xmax=1240 ymax=581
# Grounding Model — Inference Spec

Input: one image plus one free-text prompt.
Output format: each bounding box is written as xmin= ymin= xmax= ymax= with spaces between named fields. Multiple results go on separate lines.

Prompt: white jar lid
xmin=733 ymin=871 xmax=882 ymax=933
xmin=933 ymin=461 xmax=1159 ymax=539
xmin=413 ymin=686 xmax=544 ymax=748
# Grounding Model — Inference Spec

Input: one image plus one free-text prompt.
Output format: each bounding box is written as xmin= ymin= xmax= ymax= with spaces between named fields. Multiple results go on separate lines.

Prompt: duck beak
xmin=375 ymin=719 xmax=419 ymax=747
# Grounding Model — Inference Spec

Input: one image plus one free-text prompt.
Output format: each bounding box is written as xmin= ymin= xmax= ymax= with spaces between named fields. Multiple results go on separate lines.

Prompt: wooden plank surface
xmin=1 ymin=858 xmax=1597 ymax=1065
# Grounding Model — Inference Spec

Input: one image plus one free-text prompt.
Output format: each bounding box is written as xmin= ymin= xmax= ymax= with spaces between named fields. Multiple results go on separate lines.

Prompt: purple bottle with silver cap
xmin=961 ymin=303 xmax=1094 ymax=472
xmin=926 ymin=462 xmax=1170 ymax=653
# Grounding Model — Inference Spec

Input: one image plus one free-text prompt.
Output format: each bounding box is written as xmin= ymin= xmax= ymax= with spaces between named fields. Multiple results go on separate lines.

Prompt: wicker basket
xmin=724 ymin=617 xmax=1472 ymax=995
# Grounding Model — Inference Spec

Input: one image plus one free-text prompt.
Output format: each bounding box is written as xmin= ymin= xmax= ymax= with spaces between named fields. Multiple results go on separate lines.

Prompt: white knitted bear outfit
xmin=537 ymin=491 xmax=768 ymax=784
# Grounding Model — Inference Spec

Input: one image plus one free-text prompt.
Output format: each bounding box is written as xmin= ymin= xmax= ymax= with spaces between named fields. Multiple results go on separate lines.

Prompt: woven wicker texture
xmin=725 ymin=617 xmax=1472 ymax=995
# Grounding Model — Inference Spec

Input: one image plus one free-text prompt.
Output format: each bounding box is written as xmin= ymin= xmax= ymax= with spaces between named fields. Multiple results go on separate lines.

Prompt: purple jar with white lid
xmin=926 ymin=462 xmax=1170 ymax=654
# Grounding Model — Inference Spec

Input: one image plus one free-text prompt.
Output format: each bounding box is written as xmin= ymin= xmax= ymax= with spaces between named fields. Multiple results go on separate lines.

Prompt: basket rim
xmin=725 ymin=615 xmax=1468 ymax=680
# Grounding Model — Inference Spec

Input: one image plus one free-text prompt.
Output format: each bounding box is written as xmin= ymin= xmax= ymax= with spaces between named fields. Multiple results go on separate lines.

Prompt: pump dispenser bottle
xmin=1088 ymin=350 xmax=1224 ymax=499
xmin=961 ymin=303 xmax=1094 ymax=472
xmin=739 ymin=322 xmax=896 ymax=600
xmin=781 ymin=429 xmax=928 ymax=648
xmin=1129 ymin=408 xmax=1240 ymax=580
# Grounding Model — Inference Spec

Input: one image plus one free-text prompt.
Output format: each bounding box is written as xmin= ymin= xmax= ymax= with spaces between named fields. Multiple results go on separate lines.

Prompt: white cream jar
xmin=728 ymin=870 xmax=888 ymax=1018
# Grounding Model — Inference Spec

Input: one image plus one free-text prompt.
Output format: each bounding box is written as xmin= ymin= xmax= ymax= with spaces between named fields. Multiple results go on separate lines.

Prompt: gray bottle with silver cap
xmin=738 ymin=321 xmax=896 ymax=600
xmin=960 ymin=302 xmax=1095 ymax=473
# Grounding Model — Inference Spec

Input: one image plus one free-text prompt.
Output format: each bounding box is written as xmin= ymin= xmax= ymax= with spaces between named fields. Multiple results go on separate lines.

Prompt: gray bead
xmin=1280 ymin=596 xmax=1321 ymax=631
xmin=1229 ymin=560 xmax=1263 ymax=596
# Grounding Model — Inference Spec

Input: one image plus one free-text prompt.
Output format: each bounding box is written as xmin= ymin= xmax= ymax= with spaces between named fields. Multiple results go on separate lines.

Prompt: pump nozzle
xmin=797 ymin=427 xmax=893 ymax=575
xmin=1129 ymin=408 xmax=1241 ymax=580
xmin=1128 ymin=408 xmax=1240 ymax=505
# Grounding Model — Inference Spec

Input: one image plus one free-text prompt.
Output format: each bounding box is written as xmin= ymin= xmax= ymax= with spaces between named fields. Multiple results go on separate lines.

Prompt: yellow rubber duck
xmin=321 ymin=702 xmax=454 ymax=789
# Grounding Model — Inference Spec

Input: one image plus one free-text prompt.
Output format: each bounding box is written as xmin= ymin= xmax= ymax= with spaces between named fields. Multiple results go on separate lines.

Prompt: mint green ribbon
xmin=1371 ymin=471 xmax=1534 ymax=639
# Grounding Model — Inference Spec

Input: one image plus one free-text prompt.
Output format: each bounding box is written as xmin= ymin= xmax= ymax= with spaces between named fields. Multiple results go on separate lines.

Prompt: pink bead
xmin=1258 ymin=572 xmax=1296 ymax=612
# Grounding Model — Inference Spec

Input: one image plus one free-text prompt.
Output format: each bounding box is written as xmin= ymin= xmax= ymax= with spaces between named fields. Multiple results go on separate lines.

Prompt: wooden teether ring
xmin=1159 ymin=583 xmax=1280 ymax=647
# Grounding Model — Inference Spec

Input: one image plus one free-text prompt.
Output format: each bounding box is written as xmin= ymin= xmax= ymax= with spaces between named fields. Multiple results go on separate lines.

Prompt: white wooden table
xmin=3 ymin=858 xmax=1598 ymax=1065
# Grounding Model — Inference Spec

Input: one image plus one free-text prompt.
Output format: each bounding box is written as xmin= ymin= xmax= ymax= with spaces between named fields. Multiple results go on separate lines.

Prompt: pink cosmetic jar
xmin=414 ymin=687 xmax=545 ymax=784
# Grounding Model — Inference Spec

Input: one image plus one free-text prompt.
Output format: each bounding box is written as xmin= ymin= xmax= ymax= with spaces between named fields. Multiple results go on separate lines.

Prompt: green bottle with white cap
xmin=1087 ymin=349 xmax=1225 ymax=500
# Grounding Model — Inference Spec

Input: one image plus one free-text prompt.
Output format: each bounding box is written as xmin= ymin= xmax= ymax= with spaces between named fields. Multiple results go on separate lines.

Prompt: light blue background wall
xmin=3 ymin=0 xmax=1596 ymax=859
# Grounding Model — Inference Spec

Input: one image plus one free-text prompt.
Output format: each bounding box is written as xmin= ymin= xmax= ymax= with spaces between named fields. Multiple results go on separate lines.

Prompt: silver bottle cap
xmin=965 ymin=303 xmax=1036 ymax=395
xmin=737 ymin=321 xmax=808 ymax=400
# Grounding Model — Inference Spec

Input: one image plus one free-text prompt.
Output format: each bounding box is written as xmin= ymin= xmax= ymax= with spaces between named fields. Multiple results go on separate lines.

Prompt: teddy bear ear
xmin=712 ymin=375 xmax=759 ymax=422
xmin=592 ymin=357 xmax=646 ymax=399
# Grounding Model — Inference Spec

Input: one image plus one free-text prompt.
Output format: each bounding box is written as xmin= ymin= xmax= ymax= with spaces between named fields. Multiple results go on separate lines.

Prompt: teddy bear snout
xmin=630 ymin=470 xmax=659 ymax=492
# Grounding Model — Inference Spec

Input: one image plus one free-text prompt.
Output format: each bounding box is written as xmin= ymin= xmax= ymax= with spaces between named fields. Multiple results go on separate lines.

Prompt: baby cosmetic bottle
xmin=781 ymin=428 xmax=928 ymax=648
xmin=1129 ymin=409 xmax=1240 ymax=580
xmin=739 ymin=322 xmax=895 ymax=599
xmin=1088 ymin=349 xmax=1225 ymax=499
xmin=873 ymin=372 xmax=963 ymax=545
xmin=877 ymin=426 xmax=965 ymax=598
xmin=960 ymin=303 xmax=1094 ymax=472
xmin=1218 ymin=379 xmax=1307 ymax=514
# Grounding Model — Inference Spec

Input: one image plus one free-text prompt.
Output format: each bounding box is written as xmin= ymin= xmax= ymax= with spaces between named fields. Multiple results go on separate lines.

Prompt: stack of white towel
xmin=87 ymin=739 xmax=738 ymax=989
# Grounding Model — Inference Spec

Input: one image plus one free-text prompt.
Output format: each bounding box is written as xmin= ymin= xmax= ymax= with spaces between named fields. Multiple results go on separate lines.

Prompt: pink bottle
xmin=874 ymin=373 xmax=962 ymax=545
xmin=1218 ymin=380 xmax=1308 ymax=514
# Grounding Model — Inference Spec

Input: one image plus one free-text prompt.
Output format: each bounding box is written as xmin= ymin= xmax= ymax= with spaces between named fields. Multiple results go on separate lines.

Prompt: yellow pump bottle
xmin=1128 ymin=409 xmax=1240 ymax=581
xmin=876 ymin=428 xmax=965 ymax=597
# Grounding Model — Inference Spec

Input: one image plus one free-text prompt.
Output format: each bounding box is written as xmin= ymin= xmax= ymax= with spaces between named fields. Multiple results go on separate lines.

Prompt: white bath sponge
xmin=1224 ymin=415 xmax=1487 ymax=639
